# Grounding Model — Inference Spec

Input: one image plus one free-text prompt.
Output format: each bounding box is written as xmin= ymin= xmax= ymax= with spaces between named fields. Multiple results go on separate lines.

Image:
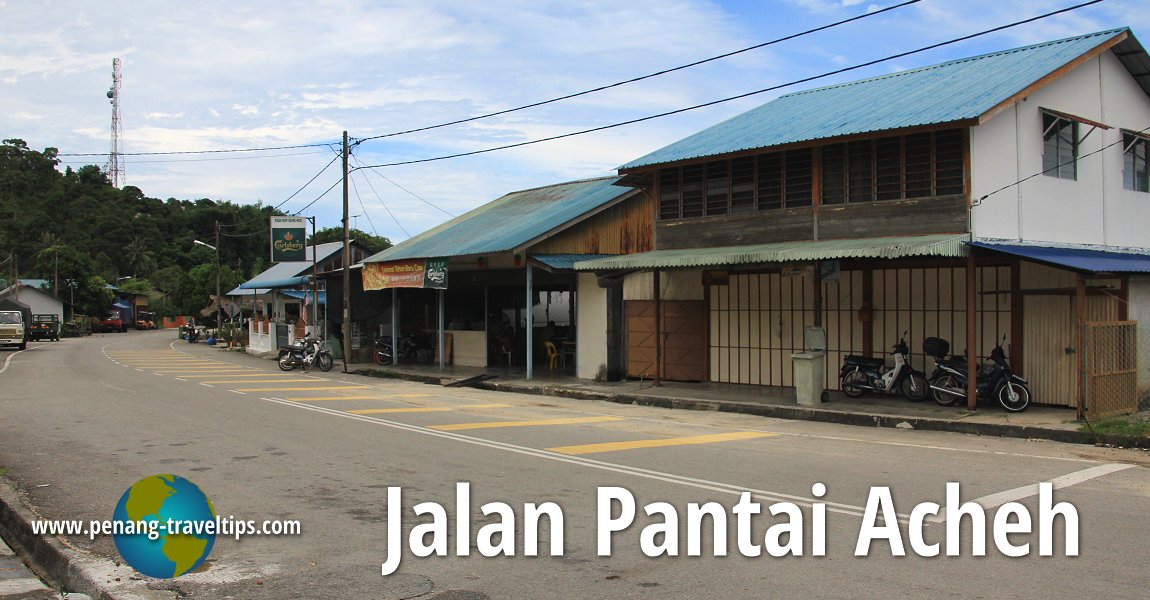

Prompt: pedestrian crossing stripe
xmin=348 ymin=404 xmax=512 ymax=415
xmin=429 ymin=416 xmax=624 ymax=431
xmin=547 ymin=431 xmax=776 ymax=455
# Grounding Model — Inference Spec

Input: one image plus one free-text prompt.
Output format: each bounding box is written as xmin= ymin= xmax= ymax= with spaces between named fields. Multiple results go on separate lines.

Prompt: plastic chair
xmin=544 ymin=341 xmax=562 ymax=369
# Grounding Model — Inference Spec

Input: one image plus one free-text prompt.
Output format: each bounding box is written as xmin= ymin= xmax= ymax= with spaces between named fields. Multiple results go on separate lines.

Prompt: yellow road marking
xmin=430 ymin=416 xmax=624 ymax=431
xmin=348 ymin=403 xmax=512 ymax=415
xmin=171 ymin=373 xmax=285 ymax=378
xmin=375 ymin=394 xmax=435 ymax=398
xmin=201 ymin=379 xmax=317 ymax=384
xmin=153 ymin=369 xmax=254 ymax=373
xmin=232 ymin=386 xmax=369 ymax=392
xmin=547 ymin=431 xmax=776 ymax=455
xmin=286 ymin=396 xmax=380 ymax=401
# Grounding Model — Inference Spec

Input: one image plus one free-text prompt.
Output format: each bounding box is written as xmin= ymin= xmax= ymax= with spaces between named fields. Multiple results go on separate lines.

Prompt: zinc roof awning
xmin=238 ymin=275 xmax=312 ymax=290
xmin=573 ymin=234 xmax=969 ymax=271
xmin=968 ymin=241 xmax=1150 ymax=274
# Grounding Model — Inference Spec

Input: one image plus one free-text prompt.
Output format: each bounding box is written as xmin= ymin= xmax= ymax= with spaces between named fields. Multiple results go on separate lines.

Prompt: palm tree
xmin=124 ymin=236 xmax=156 ymax=278
xmin=34 ymin=232 xmax=63 ymax=293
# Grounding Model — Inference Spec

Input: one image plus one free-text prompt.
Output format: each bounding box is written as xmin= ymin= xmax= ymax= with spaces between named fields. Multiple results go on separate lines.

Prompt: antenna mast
xmin=106 ymin=57 xmax=125 ymax=187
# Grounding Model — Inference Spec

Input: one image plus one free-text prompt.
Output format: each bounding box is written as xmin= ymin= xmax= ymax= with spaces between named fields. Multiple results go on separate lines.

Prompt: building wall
xmin=971 ymin=49 xmax=1150 ymax=247
xmin=11 ymin=288 xmax=63 ymax=322
xmin=623 ymin=270 xmax=705 ymax=301
xmin=576 ymin=273 xmax=608 ymax=379
xmin=1127 ymin=275 xmax=1150 ymax=405
xmin=531 ymin=193 xmax=654 ymax=255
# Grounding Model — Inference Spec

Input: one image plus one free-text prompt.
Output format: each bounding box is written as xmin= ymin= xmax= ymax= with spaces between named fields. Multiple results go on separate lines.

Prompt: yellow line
xmin=430 ymin=416 xmax=624 ymax=431
xmin=172 ymin=373 xmax=285 ymax=378
xmin=232 ymin=386 xmax=369 ymax=392
xmin=548 ymin=431 xmax=776 ymax=455
xmin=348 ymin=403 xmax=512 ymax=415
xmin=153 ymin=369 xmax=255 ymax=373
xmin=201 ymin=379 xmax=317 ymax=384
xmin=286 ymin=395 xmax=381 ymax=400
xmin=375 ymin=394 xmax=436 ymax=398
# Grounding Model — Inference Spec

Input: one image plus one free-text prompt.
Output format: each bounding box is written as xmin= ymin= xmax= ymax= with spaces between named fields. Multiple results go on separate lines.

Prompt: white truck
xmin=0 ymin=310 xmax=27 ymax=350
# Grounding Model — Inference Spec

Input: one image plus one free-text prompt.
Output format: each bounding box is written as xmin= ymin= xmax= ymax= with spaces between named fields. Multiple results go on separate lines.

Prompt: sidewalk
xmin=339 ymin=359 xmax=1149 ymax=448
xmin=0 ymin=536 xmax=61 ymax=600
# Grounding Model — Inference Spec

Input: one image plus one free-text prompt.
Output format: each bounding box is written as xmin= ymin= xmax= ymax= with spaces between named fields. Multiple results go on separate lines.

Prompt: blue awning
xmin=969 ymin=242 xmax=1150 ymax=273
xmin=112 ymin=301 xmax=131 ymax=309
xmin=238 ymin=275 xmax=311 ymax=290
xmin=280 ymin=290 xmax=326 ymax=304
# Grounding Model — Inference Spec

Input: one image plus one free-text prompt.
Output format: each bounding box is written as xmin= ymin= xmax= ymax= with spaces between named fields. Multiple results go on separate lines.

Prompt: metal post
xmin=654 ymin=269 xmax=661 ymax=387
xmin=391 ymin=288 xmax=398 ymax=365
xmin=1075 ymin=274 xmax=1087 ymax=420
xmin=438 ymin=289 xmax=445 ymax=371
xmin=526 ymin=261 xmax=534 ymax=380
xmin=309 ymin=216 xmax=319 ymax=335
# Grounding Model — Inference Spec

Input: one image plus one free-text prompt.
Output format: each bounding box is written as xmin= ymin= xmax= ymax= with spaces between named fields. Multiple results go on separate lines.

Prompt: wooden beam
xmin=966 ymin=253 xmax=978 ymax=412
xmin=1075 ymin=274 xmax=1087 ymax=420
xmin=654 ymin=269 xmax=662 ymax=387
xmin=1011 ymin=259 xmax=1024 ymax=374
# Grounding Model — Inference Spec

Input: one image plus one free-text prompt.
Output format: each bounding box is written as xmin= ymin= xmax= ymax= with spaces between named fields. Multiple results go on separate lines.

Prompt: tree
xmin=173 ymin=263 xmax=243 ymax=320
xmin=308 ymin=227 xmax=392 ymax=255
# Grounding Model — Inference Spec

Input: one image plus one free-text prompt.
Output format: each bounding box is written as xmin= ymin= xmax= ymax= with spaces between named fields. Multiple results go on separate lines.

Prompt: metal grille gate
xmin=1082 ymin=321 xmax=1139 ymax=419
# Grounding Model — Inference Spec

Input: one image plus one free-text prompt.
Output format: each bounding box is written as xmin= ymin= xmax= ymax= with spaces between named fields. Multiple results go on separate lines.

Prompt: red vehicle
xmin=97 ymin=311 xmax=127 ymax=333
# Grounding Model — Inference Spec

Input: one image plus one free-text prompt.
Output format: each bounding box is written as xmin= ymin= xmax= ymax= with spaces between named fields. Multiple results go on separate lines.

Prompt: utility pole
xmin=341 ymin=131 xmax=352 ymax=372
xmin=215 ymin=220 xmax=222 ymax=330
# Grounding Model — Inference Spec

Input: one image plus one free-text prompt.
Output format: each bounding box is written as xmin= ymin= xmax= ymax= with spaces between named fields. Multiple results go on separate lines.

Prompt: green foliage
xmin=308 ymin=226 xmax=392 ymax=255
xmin=173 ymin=263 xmax=244 ymax=319
xmin=0 ymin=139 xmax=285 ymax=314
xmin=1080 ymin=414 xmax=1150 ymax=437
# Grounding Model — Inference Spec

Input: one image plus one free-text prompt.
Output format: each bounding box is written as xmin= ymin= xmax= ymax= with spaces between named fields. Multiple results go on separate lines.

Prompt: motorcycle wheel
xmin=316 ymin=352 xmax=334 ymax=372
xmin=931 ymin=373 xmax=964 ymax=406
xmin=277 ymin=353 xmax=296 ymax=371
xmin=997 ymin=381 xmax=1031 ymax=412
xmin=373 ymin=349 xmax=391 ymax=366
xmin=840 ymin=370 xmax=867 ymax=398
xmin=901 ymin=372 xmax=930 ymax=402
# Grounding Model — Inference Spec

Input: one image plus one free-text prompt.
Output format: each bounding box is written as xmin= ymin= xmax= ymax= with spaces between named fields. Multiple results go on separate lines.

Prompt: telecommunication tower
xmin=106 ymin=57 xmax=125 ymax=187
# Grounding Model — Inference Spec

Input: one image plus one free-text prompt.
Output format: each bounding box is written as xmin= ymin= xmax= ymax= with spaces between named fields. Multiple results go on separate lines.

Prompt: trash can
xmin=792 ymin=327 xmax=827 ymax=406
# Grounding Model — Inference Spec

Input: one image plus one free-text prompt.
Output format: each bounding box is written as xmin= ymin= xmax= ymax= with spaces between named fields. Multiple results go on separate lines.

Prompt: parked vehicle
xmin=0 ymin=310 xmax=27 ymax=350
xmin=373 ymin=336 xmax=393 ymax=365
xmin=135 ymin=311 xmax=156 ymax=330
xmin=924 ymin=335 xmax=1031 ymax=412
xmin=278 ymin=333 xmax=333 ymax=372
xmin=97 ymin=310 xmax=127 ymax=333
xmin=839 ymin=331 xmax=929 ymax=401
xmin=28 ymin=314 xmax=60 ymax=341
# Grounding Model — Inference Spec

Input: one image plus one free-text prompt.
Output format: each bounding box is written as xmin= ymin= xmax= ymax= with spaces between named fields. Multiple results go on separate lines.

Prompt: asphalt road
xmin=1 ymin=331 xmax=1148 ymax=599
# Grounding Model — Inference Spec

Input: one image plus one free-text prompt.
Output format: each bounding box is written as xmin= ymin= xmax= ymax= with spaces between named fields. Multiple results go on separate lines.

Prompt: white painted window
xmin=1123 ymin=131 xmax=1149 ymax=193
xmin=1042 ymin=112 xmax=1078 ymax=180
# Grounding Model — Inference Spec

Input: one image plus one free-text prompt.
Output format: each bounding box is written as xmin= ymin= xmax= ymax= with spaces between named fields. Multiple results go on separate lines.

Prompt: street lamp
xmin=193 ymin=235 xmax=221 ymax=332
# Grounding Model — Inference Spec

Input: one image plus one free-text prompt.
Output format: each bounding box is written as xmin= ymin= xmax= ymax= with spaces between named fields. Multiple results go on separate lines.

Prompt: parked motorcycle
xmin=924 ymin=335 xmax=1030 ymax=412
xmin=373 ymin=336 xmax=393 ymax=366
xmin=839 ymin=331 xmax=929 ymax=401
xmin=278 ymin=333 xmax=334 ymax=372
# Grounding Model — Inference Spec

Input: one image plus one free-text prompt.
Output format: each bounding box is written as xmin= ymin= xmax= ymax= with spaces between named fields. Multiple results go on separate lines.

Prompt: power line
xmin=57 ymin=141 xmax=339 ymax=157
xmin=975 ymin=123 xmax=1150 ymax=205
xmin=293 ymin=178 xmax=343 ymax=216
xmin=59 ymin=149 xmax=332 ymax=166
xmin=352 ymin=0 xmax=923 ymax=144
xmin=353 ymin=1 xmax=1103 ymax=170
xmin=348 ymin=160 xmax=411 ymax=238
xmin=346 ymin=172 xmax=381 ymax=236
xmin=273 ymin=152 xmax=343 ymax=212
xmin=352 ymin=155 xmax=455 ymax=217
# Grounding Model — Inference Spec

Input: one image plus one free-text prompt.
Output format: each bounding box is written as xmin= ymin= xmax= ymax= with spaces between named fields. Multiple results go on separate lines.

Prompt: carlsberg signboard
xmin=270 ymin=216 xmax=307 ymax=261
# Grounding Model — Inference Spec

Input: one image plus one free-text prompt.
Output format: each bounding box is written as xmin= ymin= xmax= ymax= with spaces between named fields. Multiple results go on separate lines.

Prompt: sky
xmin=1 ymin=0 xmax=1147 ymax=245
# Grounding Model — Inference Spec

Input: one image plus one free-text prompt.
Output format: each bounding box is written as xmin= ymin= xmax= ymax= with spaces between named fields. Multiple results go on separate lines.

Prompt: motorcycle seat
xmin=843 ymin=355 xmax=884 ymax=368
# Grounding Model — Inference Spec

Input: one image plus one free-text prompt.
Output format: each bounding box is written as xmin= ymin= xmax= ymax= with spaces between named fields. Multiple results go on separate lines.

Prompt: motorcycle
xmin=924 ymin=335 xmax=1031 ymax=412
xmin=278 ymin=333 xmax=334 ymax=372
xmin=373 ymin=336 xmax=393 ymax=366
xmin=839 ymin=331 xmax=929 ymax=401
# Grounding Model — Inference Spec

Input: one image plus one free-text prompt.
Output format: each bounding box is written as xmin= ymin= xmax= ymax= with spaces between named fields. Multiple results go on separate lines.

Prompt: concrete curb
xmin=354 ymin=368 xmax=1150 ymax=449
xmin=0 ymin=478 xmax=114 ymax=600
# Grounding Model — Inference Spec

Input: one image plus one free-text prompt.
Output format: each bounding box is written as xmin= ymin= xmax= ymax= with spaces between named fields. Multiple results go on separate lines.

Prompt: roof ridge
xmin=782 ymin=27 xmax=1128 ymax=99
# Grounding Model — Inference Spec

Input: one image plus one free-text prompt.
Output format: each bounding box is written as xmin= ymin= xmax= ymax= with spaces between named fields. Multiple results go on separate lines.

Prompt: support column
xmin=966 ymin=253 xmax=977 ymax=411
xmin=653 ymin=269 xmax=662 ymax=387
xmin=391 ymin=288 xmax=398 ymax=365
xmin=526 ymin=262 xmax=534 ymax=380
xmin=438 ymin=288 xmax=445 ymax=371
xmin=1076 ymin=274 xmax=1087 ymax=420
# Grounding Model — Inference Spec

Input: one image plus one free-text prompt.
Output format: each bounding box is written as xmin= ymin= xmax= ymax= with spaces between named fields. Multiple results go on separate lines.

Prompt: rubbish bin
xmin=792 ymin=327 xmax=827 ymax=406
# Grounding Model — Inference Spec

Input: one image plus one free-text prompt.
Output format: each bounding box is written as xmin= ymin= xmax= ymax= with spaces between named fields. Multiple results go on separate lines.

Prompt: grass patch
xmin=0 ymin=467 xmax=8 ymax=477
xmin=1080 ymin=416 xmax=1150 ymax=437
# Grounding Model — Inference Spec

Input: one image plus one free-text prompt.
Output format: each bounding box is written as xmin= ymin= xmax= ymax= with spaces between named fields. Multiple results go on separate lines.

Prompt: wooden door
xmin=626 ymin=300 xmax=707 ymax=381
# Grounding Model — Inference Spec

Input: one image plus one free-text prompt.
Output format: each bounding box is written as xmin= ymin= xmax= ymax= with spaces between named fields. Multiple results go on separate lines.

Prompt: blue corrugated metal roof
xmin=363 ymin=177 xmax=637 ymax=263
xmin=969 ymin=242 xmax=1150 ymax=273
xmin=533 ymin=254 xmax=619 ymax=270
xmin=621 ymin=28 xmax=1137 ymax=170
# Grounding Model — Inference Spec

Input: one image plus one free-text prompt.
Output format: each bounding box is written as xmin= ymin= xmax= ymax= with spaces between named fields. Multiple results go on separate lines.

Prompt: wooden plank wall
xmin=531 ymin=193 xmax=654 ymax=255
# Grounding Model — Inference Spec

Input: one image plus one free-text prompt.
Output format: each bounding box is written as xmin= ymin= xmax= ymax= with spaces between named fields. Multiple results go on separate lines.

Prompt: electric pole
xmin=106 ymin=58 xmax=125 ymax=187
xmin=341 ymin=131 xmax=352 ymax=372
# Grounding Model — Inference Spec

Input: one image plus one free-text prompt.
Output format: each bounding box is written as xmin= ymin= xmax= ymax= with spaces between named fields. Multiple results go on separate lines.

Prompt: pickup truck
xmin=97 ymin=311 xmax=127 ymax=333
xmin=28 ymin=314 xmax=61 ymax=341
xmin=0 ymin=310 xmax=27 ymax=350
